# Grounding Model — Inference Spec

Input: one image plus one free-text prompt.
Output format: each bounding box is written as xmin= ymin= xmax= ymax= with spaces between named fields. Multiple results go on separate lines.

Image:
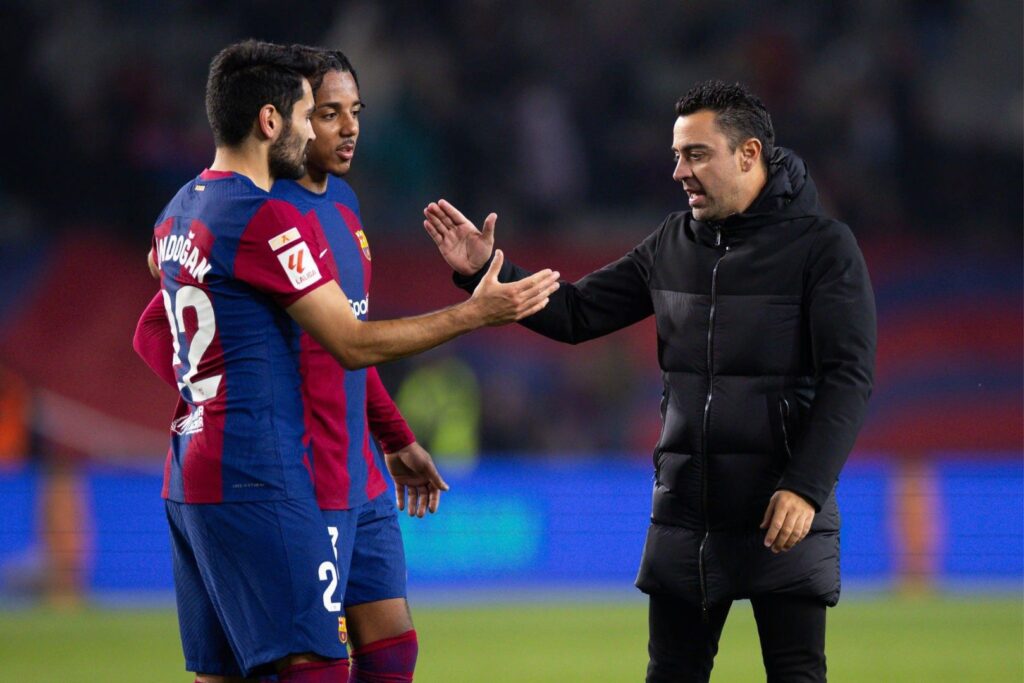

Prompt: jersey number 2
xmin=161 ymin=286 xmax=223 ymax=402
xmin=319 ymin=526 xmax=342 ymax=612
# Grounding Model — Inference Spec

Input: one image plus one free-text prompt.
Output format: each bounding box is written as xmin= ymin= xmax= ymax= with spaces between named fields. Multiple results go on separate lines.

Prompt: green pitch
xmin=0 ymin=595 xmax=1020 ymax=681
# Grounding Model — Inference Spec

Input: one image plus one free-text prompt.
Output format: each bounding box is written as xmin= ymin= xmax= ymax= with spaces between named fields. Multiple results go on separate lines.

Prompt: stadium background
xmin=0 ymin=1 xmax=1020 ymax=680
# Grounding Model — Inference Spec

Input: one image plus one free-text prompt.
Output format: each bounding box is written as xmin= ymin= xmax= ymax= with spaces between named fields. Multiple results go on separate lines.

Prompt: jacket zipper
xmin=699 ymin=228 xmax=728 ymax=621
xmin=779 ymin=398 xmax=793 ymax=459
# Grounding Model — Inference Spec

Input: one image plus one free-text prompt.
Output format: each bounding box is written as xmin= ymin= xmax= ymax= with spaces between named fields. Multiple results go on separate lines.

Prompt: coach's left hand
xmin=385 ymin=442 xmax=450 ymax=518
xmin=760 ymin=490 xmax=815 ymax=554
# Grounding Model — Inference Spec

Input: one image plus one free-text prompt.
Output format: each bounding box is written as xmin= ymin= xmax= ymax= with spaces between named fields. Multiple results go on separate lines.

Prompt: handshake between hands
xmin=423 ymin=199 xmax=560 ymax=327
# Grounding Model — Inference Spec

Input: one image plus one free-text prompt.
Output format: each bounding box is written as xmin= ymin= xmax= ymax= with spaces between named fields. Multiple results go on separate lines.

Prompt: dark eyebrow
xmin=672 ymin=143 xmax=711 ymax=155
xmin=316 ymin=100 xmax=364 ymax=109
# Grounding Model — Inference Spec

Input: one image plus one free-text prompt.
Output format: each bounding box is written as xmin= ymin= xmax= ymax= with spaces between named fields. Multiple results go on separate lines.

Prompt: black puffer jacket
xmin=456 ymin=148 xmax=876 ymax=609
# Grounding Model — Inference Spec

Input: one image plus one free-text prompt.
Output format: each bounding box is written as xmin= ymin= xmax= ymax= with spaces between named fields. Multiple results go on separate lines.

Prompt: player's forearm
xmin=366 ymin=368 xmax=415 ymax=452
xmin=338 ymin=302 xmax=479 ymax=369
xmin=289 ymin=284 xmax=483 ymax=370
xmin=133 ymin=292 xmax=178 ymax=388
xmin=455 ymin=253 xmax=651 ymax=344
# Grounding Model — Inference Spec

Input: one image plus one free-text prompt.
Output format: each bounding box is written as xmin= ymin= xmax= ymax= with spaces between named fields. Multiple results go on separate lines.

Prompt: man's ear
xmin=256 ymin=104 xmax=280 ymax=141
xmin=739 ymin=137 xmax=762 ymax=172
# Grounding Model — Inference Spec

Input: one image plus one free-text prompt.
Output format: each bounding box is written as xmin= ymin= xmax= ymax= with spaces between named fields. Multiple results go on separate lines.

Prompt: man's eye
xmin=322 ymin=113 xmax=337 ymax=121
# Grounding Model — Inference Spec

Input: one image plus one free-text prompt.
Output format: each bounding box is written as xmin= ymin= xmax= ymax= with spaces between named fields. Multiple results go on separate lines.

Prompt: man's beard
xmin=269 ymin=120 xmax=307 ymax=180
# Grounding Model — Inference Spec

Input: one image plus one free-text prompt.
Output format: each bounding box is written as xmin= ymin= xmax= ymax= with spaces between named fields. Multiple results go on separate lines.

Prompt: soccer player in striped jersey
xmin=270 ymin=48 xmax=432 ymax=683
xmin=135 ymin=40 xmax=558 ymax=683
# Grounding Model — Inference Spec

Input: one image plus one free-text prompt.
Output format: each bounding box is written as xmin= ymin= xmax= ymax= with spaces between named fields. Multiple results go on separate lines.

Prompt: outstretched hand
xmin=423 ymin=199 xmax=496 ymax=276
xmin=385 ymin=441 xmax=450 ymax=518
xmin=468 ymin=249 xmax=560 ymax=326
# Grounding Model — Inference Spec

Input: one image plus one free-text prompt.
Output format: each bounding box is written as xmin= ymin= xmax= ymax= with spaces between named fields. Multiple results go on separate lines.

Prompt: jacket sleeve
xmin=365 ymin=367 xmax=415 ymax=453
xmin=132 ymin=291 xmax=178 ymax=389
xmin=777 ymin=222 xmax=877 ymax=510
xmin=453 ymin=225 xmax=662 ymax=344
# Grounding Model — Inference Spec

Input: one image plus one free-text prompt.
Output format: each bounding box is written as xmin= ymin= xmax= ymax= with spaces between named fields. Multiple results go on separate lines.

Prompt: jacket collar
xmin=686 ymin=147 xmax=823 ymax=248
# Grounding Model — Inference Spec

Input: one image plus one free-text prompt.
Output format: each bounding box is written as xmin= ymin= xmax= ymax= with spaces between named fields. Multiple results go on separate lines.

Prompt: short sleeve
xmin=233 ymin=199 xmax=332 ymax=307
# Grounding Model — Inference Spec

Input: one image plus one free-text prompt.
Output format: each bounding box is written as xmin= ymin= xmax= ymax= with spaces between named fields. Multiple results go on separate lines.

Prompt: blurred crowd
xmin=0 ymin=0 xmax=1020 ymax=458
xmin=3 ymin=0 xmax=1021 ymax=245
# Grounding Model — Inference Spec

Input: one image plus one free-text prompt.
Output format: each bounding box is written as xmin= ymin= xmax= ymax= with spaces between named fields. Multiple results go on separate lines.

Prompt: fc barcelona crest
xmin=338 ymin=616 xmax=348 ymax=644
xmin=355 ymin=230 xmax=371 ymax=261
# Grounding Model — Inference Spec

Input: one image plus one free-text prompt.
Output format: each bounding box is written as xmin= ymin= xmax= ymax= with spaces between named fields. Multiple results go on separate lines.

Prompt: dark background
xmin=0 ymin=0 xmax=1020 ymax=460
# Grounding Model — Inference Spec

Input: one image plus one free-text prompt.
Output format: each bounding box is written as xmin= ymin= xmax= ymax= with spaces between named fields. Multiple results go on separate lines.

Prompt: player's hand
xmin=423 ymin=199 xmax=496 ymax=276
xmin=385 ymin=441 xmax=450 ymax=518
xmin=467 ymin=250 xmax=560 ymax=326
xmin=760 ymin=489 xmax=815 ymax=554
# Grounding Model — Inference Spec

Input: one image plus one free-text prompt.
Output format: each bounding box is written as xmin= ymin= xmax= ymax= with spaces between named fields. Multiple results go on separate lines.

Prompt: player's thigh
xmin=321 ymin=507 xmax=359 ymax=593
xmin=165 ymin=500 xmax=245 ymax=679
xmin=180 ymin=497 xmax=349 ymax=676
xmin=345 ymin=494 xmax=408 ymax=608
xmin=346 ymin=598 xmax=414 ymax=648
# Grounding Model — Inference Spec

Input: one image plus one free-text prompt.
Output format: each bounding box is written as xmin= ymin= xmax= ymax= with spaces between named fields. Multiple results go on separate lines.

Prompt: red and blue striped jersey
xmin=152 ymin=169 xmax=330 ymax=504
xmin=271 ymin=175 xmax=410 ymax=510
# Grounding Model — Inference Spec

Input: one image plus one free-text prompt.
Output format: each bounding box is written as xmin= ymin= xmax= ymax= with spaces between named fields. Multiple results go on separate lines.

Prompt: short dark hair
xmin=290 ymin=45 xmax=359 ymax=94
xmin=205 ymin=40 xmax=319 ymax=147
xmin=675 ymin=80 xmax=775 ymax=165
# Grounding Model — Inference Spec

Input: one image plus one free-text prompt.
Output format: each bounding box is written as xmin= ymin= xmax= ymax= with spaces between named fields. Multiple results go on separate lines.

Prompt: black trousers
xmin=646 ymin=593 xmax=827 ymax=683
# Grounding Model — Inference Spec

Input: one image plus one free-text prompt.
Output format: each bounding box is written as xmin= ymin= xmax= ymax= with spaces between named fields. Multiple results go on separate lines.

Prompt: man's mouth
xmin=336 ymin=142 xmax=355 ymax=161
xmin=685 ymin=188 xmax=706 ymax=207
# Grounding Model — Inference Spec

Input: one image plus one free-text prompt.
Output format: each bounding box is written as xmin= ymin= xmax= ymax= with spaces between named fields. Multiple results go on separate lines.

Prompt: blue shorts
xmin=324 ymin=492 xmax=408 ymax=608
xmin=166 ymin=498 xmax=349 ymax=677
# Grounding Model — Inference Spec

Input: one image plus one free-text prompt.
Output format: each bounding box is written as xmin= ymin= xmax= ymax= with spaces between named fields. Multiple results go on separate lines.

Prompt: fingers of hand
xmin=482 ymin=213 xmax=497 ymax=241
xmin=428 ymin=487 xmax=441 ymax=514
xmin=484 ymin=249 xmax=504 ymax=280
xmin=766 ymin=507 xmax=812 ymax=553
xmin=423 ymin=219 xmax=445 ymax=246
xmin=428 ymin=467 xmax=450 ymax=492
xmin=438 ymin=199 xmax=471 ymax=225
xmin=514 ymin=270 xmax=559 ymax=300
xmin=759 ymin=497 xmax=776 ymax=530
xmin=771 ymin=518 xmax=798 ymax=553
xmin=396 ymin=486 xmax=406 ymax=511
xmin=406 ymin=487 xmax=419 ymax=517
xmin=419 ymin=488 xmax=430 ymax=517
xmin=518 ymin=297 xmax=550 ymax=319
xmin=424 ymin=203 xmax=459 ymax=236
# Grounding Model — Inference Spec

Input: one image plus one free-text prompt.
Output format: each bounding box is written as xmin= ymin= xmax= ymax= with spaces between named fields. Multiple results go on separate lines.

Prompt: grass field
xmin=0 ymin=595 xmax=1020 ymax=681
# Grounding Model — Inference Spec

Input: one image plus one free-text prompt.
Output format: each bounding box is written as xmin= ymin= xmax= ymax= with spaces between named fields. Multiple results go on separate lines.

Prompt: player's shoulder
xmin=159 ymin=170 xmax=272 ymax=231
xmin=325 ymin=175 xmax=360 ymax=215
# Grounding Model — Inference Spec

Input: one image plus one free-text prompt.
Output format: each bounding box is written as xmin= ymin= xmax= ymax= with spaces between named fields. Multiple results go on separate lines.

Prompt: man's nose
xmin=340 ymin=114 xmax=358 ymax=137
xmin=672 ymin=158 xmax=691 ymax=183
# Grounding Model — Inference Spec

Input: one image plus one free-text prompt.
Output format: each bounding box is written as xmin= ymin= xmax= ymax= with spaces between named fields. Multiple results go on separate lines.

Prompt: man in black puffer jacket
xmin=424 ymin=80 xmax=876 ymax=683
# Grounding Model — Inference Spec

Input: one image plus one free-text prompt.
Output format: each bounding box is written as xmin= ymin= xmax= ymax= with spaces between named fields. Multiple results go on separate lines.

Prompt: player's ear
xmin=256 ymin=104 xmax=280 ymax=141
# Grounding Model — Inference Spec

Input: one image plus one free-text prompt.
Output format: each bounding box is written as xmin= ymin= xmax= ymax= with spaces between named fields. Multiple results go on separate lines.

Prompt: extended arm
xmin=425 ymin=200 xmax=657 ymax=344
xmin=287 ymin=250 xmax=560 ymax=370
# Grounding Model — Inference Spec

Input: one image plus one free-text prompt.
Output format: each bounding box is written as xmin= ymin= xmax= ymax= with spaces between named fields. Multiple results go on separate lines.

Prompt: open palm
xmin=423 ymin=199 xmax=496 ymax=276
